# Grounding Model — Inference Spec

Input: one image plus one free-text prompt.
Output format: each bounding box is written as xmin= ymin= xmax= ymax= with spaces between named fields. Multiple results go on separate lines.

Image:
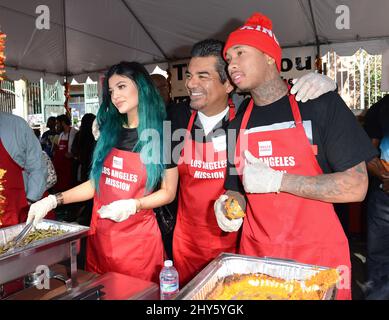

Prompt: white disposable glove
xmin=92 ymin=119 xmax=100 ymax=141
xmin=98 ymin=199 xmax=138 ymax=222
xmin=243 ymin=150 xmax=284 ymax=193
xmin=214 ymin=195 xmax=243 ymax=232
xmin=27 ymin=195 xmax=57 ymax=226
xmin=290 ymin=72 xmax=336 ymax=103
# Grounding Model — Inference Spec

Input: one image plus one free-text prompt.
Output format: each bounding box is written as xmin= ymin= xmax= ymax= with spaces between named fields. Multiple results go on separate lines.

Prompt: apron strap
xmin=286 ymin=84 xmax=303 ymax=126
xmin=288 ymin=94 xmax=303 ymax=125
xmin=228 ymin=98 xmax=236 ymax=121
xmin=240 ymin=99 xmax=254 ymax=132
xmin=184 ymin=110 xmax=197 ymax=143
xmin=235 ymin=99 xmax=254 ymax=163
xmin=179 ymin=111 xmax=197 ymax=157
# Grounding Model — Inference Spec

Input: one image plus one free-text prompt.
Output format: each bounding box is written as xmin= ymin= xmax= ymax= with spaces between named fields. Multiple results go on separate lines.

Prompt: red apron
xmin=235 ymin=95 xmax=351 ymax=300
xmin=173 ymin=105 xmax=240 ymax=286
xmin=52 ymin=134 xmax=73 ymax=192
xmin=86 ymin=147 xmax=164 ymax=283
xmin=0 ymin=140 xmax=50 ymax=297
xmin=0 ymin=139 xmax=29 ymax=227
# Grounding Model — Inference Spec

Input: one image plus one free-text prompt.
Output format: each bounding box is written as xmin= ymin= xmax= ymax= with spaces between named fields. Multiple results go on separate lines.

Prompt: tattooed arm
xmin=280 ymin=161 xmax=368 ymax=203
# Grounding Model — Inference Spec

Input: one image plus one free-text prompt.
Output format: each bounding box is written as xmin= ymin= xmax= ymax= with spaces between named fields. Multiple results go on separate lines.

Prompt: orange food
xmin=304 ymin=268 xmax=340 ymax=291
xmin=224 ymin=197 xmax=245 ymax=220
xmin=207 ymin=269 xmax=340 ymax=300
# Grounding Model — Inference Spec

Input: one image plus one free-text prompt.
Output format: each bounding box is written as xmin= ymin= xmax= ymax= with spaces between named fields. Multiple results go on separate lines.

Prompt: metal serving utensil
xmin=2 ymin=222 xmax=34 ymax=251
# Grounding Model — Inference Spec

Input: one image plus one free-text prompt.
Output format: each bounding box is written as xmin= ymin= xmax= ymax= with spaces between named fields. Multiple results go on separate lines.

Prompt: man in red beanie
xmin=214 ymin=12 xmax=378 ymax=300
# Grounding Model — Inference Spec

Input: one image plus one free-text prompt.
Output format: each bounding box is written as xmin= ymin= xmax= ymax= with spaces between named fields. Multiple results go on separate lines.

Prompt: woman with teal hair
xmin=27 ymin=61 xmax=178 ymax=282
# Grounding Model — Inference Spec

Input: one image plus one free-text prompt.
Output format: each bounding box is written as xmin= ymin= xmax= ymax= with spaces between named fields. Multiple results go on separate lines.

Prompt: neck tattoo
xmin=251 ymin=78 xmax=288 ymax=106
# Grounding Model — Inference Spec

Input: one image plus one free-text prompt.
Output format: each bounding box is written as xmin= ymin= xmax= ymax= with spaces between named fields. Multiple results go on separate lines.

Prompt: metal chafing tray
xmin=0 ymin=220 xmax=89 ymax=286
xmin=176 ymin=253 xmax=338 ymax=300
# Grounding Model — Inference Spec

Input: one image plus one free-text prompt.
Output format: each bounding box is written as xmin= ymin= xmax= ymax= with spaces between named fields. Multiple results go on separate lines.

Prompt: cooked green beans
xmin=0 ymin=227 xmax=66 ymax=255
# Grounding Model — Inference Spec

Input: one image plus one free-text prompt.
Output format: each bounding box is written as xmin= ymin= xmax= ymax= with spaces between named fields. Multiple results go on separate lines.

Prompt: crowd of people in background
xmin=32 ymin=113 xmax=97 ymax=226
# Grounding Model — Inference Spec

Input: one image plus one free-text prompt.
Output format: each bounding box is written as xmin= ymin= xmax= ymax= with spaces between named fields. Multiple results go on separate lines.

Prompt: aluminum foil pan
xmin=176 ymin=253 xmax=338 ymax=300
xmin=0 ymin=220 xmax=89 ymax=260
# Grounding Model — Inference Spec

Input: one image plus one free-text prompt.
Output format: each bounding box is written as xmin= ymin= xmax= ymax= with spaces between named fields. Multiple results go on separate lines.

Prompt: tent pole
xmin=367 ymin=55 xmax=371 ymax=108
xmin=307 ymin=0 xmax=322 ymax=73
xmin=62 ymin=0 xmax=70 ymax=118
xmin=374 ymin=55 xmax=377 ymax=103
xmin=360 ymin=53 xmax=365 ymax=110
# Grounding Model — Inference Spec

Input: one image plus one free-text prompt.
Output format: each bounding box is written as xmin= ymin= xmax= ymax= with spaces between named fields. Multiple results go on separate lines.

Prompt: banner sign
xmin=281 ymin=46 xmax=317 ymax=84
xmin=169 ymin=59 xmax=190 ymax=102
xmin=169 ymin=47 xmax=317 ymax=100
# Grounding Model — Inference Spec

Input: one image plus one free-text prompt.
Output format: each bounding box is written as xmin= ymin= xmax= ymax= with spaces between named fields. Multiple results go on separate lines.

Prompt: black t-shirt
xmin=115 ymin=125 xmax=178 ymax=170
xmin=364 ymin=94 xmax=389 ymax=140
xmin=115 ymin=127 xmax=163 ymax=193
xmin=225 ymin=91 xmax=378 ymax=193
xmin=115 ymin=127 xmax=138 ymax=151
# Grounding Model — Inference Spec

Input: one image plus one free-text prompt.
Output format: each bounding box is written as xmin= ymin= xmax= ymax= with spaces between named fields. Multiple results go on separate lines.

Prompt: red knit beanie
xmin=223 ymin=12 xmax=282 ymax=71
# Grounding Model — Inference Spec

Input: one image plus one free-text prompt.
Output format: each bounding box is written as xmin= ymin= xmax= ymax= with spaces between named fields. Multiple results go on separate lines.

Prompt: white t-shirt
xmin=58 ymin=127 xmax=78 ymax=153
xmin=197 ymin=106 xmax=229 ymax=136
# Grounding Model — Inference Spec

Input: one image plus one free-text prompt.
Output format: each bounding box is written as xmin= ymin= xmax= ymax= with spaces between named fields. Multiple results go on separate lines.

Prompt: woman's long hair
xmin=90 ymin=61 xmax=166 ymax=193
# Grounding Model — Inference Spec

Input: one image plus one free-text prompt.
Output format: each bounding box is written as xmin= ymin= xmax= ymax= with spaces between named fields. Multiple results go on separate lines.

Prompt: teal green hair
xmin=90 ymin=61 xmax=166 ymax=193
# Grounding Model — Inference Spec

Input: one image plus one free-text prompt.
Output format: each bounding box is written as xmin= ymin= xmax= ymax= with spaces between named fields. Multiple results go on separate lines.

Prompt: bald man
xmin=151 ymin=74 xmax=171 ymax=106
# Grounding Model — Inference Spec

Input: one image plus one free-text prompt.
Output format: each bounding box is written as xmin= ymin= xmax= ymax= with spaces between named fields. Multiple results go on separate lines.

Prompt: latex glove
xmin=98 ymin=199 xmax=137 ymax=222
xmin=27 ymin=195 xmax=57 ymax=226
xmin=92 ymin=119 xmax=100 ymax=141
xmin=290 ymin=72 xmax=336 ymax=103
xmin=214 ymin=195 xmax=243 ymax=232
xmin=243 ymin=150 xmax=284 ymax=193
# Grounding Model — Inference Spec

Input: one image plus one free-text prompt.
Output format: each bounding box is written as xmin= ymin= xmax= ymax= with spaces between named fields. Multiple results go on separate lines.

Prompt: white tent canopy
xmin=1 ymin=0 xmax=389 ymax=83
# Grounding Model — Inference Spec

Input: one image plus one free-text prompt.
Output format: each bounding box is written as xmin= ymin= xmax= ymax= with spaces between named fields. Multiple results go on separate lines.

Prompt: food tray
xmin=0 ymin=220 xmax=89 ymax=284
xmin=176 ymin=253 xmax=338 ymax=300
